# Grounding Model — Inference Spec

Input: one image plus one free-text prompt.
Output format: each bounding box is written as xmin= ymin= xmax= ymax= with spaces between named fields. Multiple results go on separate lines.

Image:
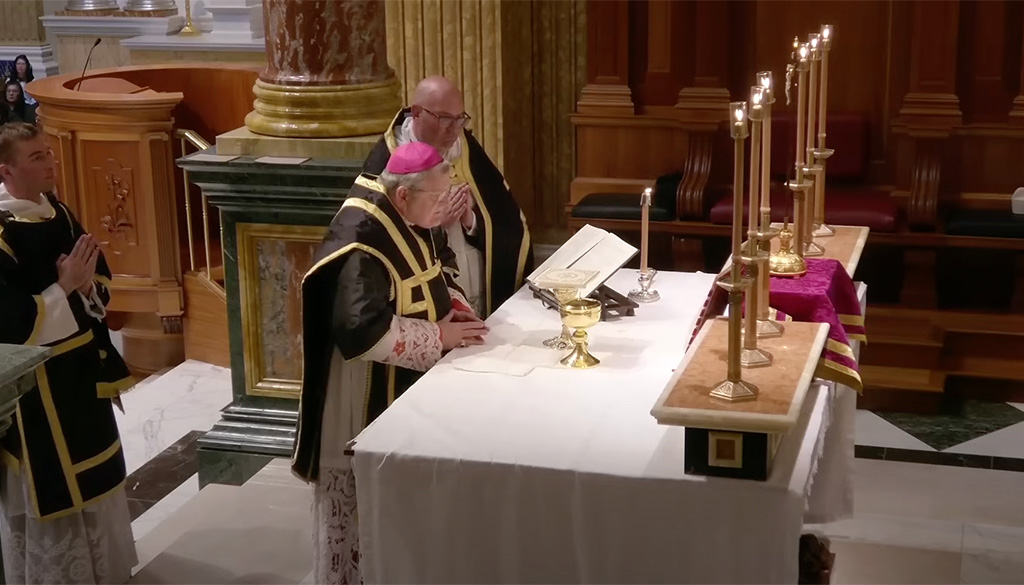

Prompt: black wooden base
xmin=684 ymin=427 xmax=779 ymax=481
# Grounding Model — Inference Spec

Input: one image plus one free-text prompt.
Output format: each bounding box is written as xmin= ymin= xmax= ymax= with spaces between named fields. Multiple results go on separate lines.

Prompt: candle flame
xmin=810 ymin=34 xmax=819 ymax=49
xmin=734 ymin=106 xmax=745 ymax=122
xmin=758 ymin=71 xmax=772 ymax=90
xmin=799 ymin=44 xmax=809 ymax=60
xmin=752 ymin=87 xmax=763 ymax=105
xmin=822 ymin=24 xmax=832 ymax=40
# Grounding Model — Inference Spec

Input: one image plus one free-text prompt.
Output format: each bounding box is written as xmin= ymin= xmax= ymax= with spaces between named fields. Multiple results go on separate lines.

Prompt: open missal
xmin=527 ymin=224 xmax=637 ymax=298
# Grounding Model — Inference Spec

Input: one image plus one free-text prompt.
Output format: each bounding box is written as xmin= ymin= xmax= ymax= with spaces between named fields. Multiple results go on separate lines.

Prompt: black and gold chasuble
xmin=292 ymin=177 xmax=456 ymax=482
xmin=0 ymin=192 xmax=132 ymax=520
xmin=362 ymin=108 xmax=534 ymax=317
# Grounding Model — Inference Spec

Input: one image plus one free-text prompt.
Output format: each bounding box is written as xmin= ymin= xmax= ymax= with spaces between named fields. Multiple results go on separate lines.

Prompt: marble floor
xmin=115 ymin=355 xmax=1024 ymax=583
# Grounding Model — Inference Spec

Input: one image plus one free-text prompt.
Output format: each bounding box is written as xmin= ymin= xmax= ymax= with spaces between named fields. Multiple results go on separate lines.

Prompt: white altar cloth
xmin=350 ymin=270 xmax=853 ymax=584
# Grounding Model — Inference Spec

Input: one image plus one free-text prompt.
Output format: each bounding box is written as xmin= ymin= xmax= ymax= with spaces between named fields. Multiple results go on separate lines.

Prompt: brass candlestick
xmin=178 ymin=0 xmax=201 ymax=36
xmin=710 ymin=102 xmax=758 ymax=402
xmin=741 ymin=86 xmax=772 ymax=367
xmin=802 ymin=33 xmax=825 ymax=257
xmin=560 ymin=298 xmax=602 ymax=369
xmin=814 ymin=24 xmax=836 ymax=238
xmin=543 ymin=287 xmax=579 ymax=350
xmin=786 ymin=42 xmax=812 ymax=261
xmin=755 ymin=71 xmax=784 ymax=338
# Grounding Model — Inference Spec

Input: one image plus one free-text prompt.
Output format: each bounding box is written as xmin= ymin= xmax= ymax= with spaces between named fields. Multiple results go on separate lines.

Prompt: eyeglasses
xmin=419 ymin=107 xmax=471 ymax=130
xmin=410 ymin=187 xmax=448 ymax=199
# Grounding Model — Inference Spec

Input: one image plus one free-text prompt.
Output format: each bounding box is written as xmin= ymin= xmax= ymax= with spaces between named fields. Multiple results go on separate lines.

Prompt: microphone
xmin=74 ymin=38 xmax=102 ymax=91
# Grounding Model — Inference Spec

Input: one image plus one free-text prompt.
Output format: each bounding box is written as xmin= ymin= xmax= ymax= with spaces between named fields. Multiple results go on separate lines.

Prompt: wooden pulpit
xmin=28 ymin=71 xmax=185 ymax=376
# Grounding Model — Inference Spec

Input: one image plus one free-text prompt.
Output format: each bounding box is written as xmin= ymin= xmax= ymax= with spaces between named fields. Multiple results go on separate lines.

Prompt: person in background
xmin=10 ymin=55 xmax=35 ymax=107
xmin=362 ymin=75 xmax=533 ymax=318
xmin=5 ymin=81 xmax=34 ymax=125
xmin=0 ymin=122 xmax=136 ymax=583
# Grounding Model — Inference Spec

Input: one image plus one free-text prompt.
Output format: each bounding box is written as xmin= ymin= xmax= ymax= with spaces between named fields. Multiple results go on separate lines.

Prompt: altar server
xmin=362 ymin=75 xmax=533 ymax=317
xmin=294 ymin=142 xmax=488 ymax=584
xmin=0 ymin=122 xmax=137 ymax=584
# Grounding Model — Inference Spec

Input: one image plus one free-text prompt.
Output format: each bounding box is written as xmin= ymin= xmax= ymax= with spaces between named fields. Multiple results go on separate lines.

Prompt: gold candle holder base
xmin=757 ymin=316 xmax=785 ymax=338
xmin=804 ymin=240 xmax=825 ymax=257
xmin=741 ymin=346 xmax=773 ymax=368
xmin=812 ymin=147 xmax=835 ymax=237
xmin=543 ymin=287 xmax=579 ymax=350
xmin=813 ymin=223 xmax=836 ymax=237
xmin=769 ymin=224 xmax=807 ymax=277
xmin=753 ymin=228 xmax=784 ymax=339
xmin=709 ymin=378 xmax=759 ymax=403
xmin=178 ymin=0 xmax=201 ymax=36
xmin=559 ymin=298 xmax=602 ymax=369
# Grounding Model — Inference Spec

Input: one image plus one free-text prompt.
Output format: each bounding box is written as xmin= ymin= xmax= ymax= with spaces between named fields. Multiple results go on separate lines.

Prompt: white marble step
xmin=130 ymin=459 xmax=311 ymax=584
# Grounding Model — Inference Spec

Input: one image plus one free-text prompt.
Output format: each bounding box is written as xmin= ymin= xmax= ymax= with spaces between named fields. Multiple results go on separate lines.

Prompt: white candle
xmin=640 ymin=187 xmax=652 ymax=272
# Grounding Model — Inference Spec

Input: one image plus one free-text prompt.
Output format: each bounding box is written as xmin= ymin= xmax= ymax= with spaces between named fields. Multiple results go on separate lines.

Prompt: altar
xmin=349 ymin=269 xmax=857 ymax=584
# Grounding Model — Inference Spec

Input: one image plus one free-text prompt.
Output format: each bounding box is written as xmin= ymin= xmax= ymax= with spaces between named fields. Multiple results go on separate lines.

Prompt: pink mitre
xmin=385 ymin=142 xmax=444 ymax=175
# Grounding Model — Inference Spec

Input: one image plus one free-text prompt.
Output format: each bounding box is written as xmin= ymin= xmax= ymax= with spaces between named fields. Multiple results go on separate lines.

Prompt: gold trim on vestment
xmin=70 ymin=440 xmax=121 ymax=474
xmin=27 ymin=295 xmax=45 ymax=345
xmin=97 ymin=375 xmax=136 ymax=398
xmin=35 ymin=365 xmax=84 ymax=508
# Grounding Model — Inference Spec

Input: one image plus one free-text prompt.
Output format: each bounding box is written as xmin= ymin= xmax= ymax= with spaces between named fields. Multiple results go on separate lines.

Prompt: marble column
xmin=245 ymin=0 xmax=402 ymax=138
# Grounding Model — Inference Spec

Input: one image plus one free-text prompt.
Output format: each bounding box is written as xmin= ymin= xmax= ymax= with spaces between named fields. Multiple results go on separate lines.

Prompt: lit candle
xmin=748 ymin=86 xmax=765 ymax=259
xmin=806 ymin=33 xmax=820 ymax=166
xmin=730 ymin=102 xmax=749 ymax=270
xmin=756 ymin=71 xmax=774 ymax=235
xmin=793 ymin=42 xmax=810 ymax=257
xmin=640 ymin=187 xmax=652 ymax=272
xmin=795 ymin=42 xmax=809 ymax=182
xmin=818 ymin=25 xmax=832 ymax=151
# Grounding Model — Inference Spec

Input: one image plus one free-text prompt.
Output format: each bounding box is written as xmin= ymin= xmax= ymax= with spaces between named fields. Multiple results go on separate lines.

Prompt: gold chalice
xmin=559 ymin=298 xmax=602 ymax=369
xmin=543 ymin=287 xmax=579 ymax=350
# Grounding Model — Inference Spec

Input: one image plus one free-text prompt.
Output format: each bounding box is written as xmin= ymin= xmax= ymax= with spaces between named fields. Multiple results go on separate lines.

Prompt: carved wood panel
xmin=79 ymin=141 xmax=149 ymax=277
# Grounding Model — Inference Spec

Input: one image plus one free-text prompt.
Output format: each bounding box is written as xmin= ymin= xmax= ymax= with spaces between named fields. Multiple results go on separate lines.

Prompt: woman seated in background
xmin=9 ymin=55 xmax=35 ymax=107
xmin=5 ymin=81 xmax=34 ymax=125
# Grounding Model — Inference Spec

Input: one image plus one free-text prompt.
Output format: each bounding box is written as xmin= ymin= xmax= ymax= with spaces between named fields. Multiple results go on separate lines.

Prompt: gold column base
xmin=245 ymin=77 xmax=403 ymax=139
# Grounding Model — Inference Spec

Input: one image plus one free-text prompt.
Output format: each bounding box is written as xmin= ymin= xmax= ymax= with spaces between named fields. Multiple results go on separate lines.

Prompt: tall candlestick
xmin=709 ymin=101 xmax=758 ymax=403
xmin=755 ymin=71 xmax=784 ymax=338
xmin=741 ymin=87 xmax=772 ymax=367
xmin=730 ymin=102 xmax=748 ymax=267
xmin=757 ymin=71 xmax=773 ymax=239
xmin=640 ymin=187 xmax=651 ymax=271
xmin=806 ymin=34 xmax=820 ymax=176
xmin=814 ymin=24 xmax=836 ymax=238
xmin=792 ymin=42 xmax=810 ymax=259
xmin=817 ymin=27 xmax=831 ymax=151
xmin=748 ymin=86 xmax=764 ymax=261
xmin=803 ymin=33 xmax=825 ymax=256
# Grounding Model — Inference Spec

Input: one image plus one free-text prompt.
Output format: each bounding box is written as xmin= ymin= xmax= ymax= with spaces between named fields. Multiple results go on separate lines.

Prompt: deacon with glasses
xmin=362 ymin=75 xmax=533 ymax=318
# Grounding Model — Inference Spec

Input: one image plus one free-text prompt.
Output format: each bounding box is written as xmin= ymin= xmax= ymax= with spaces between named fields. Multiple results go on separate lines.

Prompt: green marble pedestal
xmin=0 ymin=344 xmax=52 ymax=582
xmin=177 ymin=148 xmax=364 ymax=487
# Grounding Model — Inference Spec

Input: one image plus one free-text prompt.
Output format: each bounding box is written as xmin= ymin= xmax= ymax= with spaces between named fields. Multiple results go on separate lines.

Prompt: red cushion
xmin=708 ymin=186 xmax=901 ymax=233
